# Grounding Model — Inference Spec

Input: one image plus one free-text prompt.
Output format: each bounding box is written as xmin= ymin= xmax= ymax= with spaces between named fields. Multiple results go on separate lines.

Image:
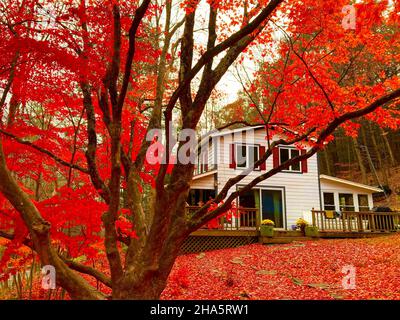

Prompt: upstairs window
xmin=195 ymin=151 xmax=208 ymax=175
xmin=229 ymin=143 xmax=266 ymax=170
xmin=236 ymin=144 xmax=259 ymax=169
xmin=279 ymin=147 xmax=301 ymax=172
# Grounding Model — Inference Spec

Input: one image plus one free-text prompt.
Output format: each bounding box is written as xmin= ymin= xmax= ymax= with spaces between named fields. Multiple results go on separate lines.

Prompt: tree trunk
xmin=379 ymin=127 xmax=396 ymax=167
xmin=368 ymin=122 xmax=389 ymax=186
xmin=322 ymin=149 xmax=332 ymax=176
xmin=352 ymin=137 xmax=367 ymax=184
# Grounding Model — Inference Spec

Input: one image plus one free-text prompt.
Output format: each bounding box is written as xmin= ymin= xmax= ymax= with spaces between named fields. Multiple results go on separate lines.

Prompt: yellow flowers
xmin=296 ymin=218 xmax=309 ymax=226
xmin=261 ymin=219 xmax=275 ymax=226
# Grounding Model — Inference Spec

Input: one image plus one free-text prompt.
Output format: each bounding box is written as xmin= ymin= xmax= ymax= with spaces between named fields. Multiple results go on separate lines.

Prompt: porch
xmin=310 ymin=209 xmax=400 ymax=233
xmin=187 ymin=206 xmax=400 ymax=233
xmin=181 ymin=206 xmax=400 ymax=254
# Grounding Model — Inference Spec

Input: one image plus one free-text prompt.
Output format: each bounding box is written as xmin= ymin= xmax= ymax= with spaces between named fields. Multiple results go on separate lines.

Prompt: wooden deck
xmin=186 ymin=206 xmax=260 ymax=231
xmin=184 ymin=207 xmax=399 ymax=251
xmin=187 ymin=206 xmax=399 ymax=234
xmin=191 ymin=229 xmax=258 ymax=237
xmin=311 ymin=209 xmax=400 ymax=233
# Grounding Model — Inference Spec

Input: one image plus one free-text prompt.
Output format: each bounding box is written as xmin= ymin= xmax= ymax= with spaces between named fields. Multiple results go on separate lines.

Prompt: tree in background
xmin=0 ymin=0 xmax=399 ymax=299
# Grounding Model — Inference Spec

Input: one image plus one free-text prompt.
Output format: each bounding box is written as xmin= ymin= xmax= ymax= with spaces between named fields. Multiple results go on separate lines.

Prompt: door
xmin=238 ymin=189 xmax=260 ymax=227
xmin=261 ymin=189 xmax=284 ymax=228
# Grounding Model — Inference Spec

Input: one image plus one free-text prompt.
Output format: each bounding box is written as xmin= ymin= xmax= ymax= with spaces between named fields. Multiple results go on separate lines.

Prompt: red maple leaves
xmin=163 ymin=234 xmax=400 ymax=300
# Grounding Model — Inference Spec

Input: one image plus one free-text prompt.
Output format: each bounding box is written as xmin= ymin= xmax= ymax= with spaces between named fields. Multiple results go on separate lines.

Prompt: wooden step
xmin=260 ymin=236 xmax=315 ymax=244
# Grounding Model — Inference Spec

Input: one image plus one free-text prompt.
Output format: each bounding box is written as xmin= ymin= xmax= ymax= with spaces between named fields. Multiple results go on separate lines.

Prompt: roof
xmin=198 ymin=124 xmax=320 ymax=144
xmin=196 ymin=125 xmax=267 ymax=150
xmin=320 ymin=174 xmax=383 ymax=193
xmin=192 ymin=169 xmax=217 ymax=180
xmin=206 ymin=125 xmax=265 ymax=138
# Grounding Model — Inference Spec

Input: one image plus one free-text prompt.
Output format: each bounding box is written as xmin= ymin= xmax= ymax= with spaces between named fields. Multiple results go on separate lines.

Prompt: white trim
xmin=319 ymin=174 xmax=382 ymax=192
xmin=207 ymin=125 xmax=265 ymax=139
xmin=279 ymin=146 xmax=302 ymax=173
xmin=192 ymin=169 xmax=217 ymax=180
xmin=235 ymin=143 xmax=260 ymax=170
xmin=237 ymin=186 xmax=286 ymax=229
xmin=260 ymin=187 xmax=286 ymax=229
xmin=322 ymin=192 xmax=336 ymax=211
xmin=338 ymin=192 xmax=356 ymax=211
xmin=322 ymin=190 xmax=374 ymax=212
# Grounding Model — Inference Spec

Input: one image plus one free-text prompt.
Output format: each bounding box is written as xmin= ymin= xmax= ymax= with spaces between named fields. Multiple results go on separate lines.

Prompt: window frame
xmin=339 ymin=193 xmax=355 ymax=212
xmin=323 ymin=192 xmax=336 ymax=211
xmin=235 ymin=143 xmax=260 ymax=170
xmin=357 ymin=194 xmax=370 ymax=212
xmin=279 ymin=146 xmax=302 ymax=173
xmin=195 ymin=151 xmax=209 ymax=175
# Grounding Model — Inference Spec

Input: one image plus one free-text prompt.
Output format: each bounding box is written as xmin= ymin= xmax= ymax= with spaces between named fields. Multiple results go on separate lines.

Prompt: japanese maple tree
xmin=0 ymin=0 xmax=399 ymax=300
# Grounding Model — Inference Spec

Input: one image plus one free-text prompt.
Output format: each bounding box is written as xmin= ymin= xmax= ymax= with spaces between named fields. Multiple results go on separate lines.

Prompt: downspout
xmin=317 ymin=152 xmax=323 ymax=210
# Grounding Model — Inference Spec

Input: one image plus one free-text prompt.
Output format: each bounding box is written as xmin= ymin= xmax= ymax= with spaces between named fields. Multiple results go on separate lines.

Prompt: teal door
xmin=261 ymin=190 xmax=284 ymax=228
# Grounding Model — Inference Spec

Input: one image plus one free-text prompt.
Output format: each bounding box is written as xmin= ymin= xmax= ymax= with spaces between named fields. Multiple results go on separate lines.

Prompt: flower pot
xmin=260 ymin=225 xmax=274 ymax=237
xmin=305 ymin=226 xmax=319 ymax=237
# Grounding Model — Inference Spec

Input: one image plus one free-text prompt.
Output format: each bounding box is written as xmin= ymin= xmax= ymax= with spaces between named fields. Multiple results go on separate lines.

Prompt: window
xmin=339 ymin=193 xmax=355 ymax=212
xmin=187 ymin=189 xmax=216 ymax=206
xmin=236 ymin=145 xmax=247 ymax=168
xmin=358 ymin=194 xmax=370 ymax=211
xmin=195 ymin=152 xmax=208 ymax=175
xmin=323 ymin=192 xmax=336 ymax=211
xmin=279 ymin=147 xmax=301 ymax=172
xmin=249 ymin=145 xmax=259 ymax=167
xmin=236 ymin=144 xmax=259 ymax=169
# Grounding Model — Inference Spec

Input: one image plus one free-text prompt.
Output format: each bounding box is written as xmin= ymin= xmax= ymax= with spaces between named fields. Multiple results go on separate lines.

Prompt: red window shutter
xmin=229 ymin=144 xmax=236 ymax=169
xmin=259 ymin=146 xmax=266 ymax=170
xmin=301 ymin=149 xmax=308 ymax=173
xmin=273 ymin=147 xmax=280 ymax=168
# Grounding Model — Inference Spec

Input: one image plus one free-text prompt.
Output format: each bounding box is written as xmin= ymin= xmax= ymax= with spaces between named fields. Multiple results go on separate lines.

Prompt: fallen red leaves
xmin=162 ymin=234 xmax=400 ymax=300
xmin=2 ymin=234 xmax=400 ymax=300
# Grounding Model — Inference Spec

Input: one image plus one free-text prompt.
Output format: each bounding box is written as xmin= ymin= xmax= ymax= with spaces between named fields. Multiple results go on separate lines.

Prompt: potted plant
xmin=296 ymin=218 xmax=308 ymax=235
xmin=305 ymin=225 xmax=319 ymax=237
xmin=260 ymin=219 xmax=275 ymax=237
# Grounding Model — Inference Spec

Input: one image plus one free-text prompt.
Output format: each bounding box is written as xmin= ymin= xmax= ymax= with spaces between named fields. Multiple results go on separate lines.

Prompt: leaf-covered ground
xmin=162 ymin=234 xmax=400 ymax=300
xmin=1 ymin=234 xmax=400 ymax=300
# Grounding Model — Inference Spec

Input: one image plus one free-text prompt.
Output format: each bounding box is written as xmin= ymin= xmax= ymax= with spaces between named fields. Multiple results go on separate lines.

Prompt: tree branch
xmin=116 ymin=0 xmax=151 ymax=113
xmin=0 ymin=230 xmax=112 ymax=288
xmin=164 ymin=0 xmax=284 ymax=118
xmin=63 ymin=259 xmax=112 ymax=288
xmin=0 ymin=128 xmax=89 ymax=174
xmin=0 ymin=138 xmax=104 ymax=299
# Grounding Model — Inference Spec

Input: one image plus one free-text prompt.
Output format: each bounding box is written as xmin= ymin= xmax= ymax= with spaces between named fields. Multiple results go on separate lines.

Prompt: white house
xmin=189 ymin=126 xmax=382 ymax=230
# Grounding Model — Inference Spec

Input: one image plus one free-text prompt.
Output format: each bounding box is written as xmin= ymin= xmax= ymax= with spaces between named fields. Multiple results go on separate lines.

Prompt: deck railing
xmin=311 ymin=210 xmax=400 ymax=232
xmin=186 ymin=206 xmax=260 ymax=230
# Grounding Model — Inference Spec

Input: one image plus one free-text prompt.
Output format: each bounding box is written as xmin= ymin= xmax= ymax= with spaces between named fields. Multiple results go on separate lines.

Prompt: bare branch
xmin=0 ymin=230 xmax=112 ymax=288
xmin=63 ymin=259 xmax=112 ymax=288
xmin=165 ymin=0 xmax=284 ymax=116
xmin=116 ymin=0 xmax=151 ymax=113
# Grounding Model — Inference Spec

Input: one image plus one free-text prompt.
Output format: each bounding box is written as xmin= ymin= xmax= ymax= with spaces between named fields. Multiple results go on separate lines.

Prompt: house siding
xmin=190 ymin=126 xmax=380 ymax=230
xmin=215 ymin=128 xmax=321 ymax=229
